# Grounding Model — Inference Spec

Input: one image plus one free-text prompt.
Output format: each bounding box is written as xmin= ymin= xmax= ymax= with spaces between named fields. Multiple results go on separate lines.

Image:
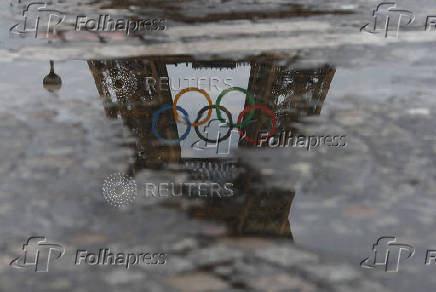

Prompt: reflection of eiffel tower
xmin=191 ymin=61 xmax=246 ymax=70
xmin=187 ymin=177 xmax=295 ymax=238
xmin=182 ymin=158 xmax=238 ymax=182
xmin=88 ymin=55 xmax=335 ymax=239
xmin=180 ymin=157 xmax=294 ymax=238
xmin=240 ymin=60 xmax=336 ymax=147
xmin=88 ymin=59 xmax=181 ymax=171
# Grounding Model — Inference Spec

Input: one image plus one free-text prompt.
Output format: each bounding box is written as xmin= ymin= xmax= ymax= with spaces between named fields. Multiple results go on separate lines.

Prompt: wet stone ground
xmin=0 ymin=62 xmax=391 ymax=292
xmin=1 ymin=0 xmax=436 ymax=291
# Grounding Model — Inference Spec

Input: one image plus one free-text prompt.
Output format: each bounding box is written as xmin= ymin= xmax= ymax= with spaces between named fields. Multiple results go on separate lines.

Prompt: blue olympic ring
xmin=152 ymin=105 xmax=191 ymax=144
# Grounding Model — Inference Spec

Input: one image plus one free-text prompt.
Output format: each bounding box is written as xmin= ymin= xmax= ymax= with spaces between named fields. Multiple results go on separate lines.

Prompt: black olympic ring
xmin=194 ymin=105 xmax=233 ymax=144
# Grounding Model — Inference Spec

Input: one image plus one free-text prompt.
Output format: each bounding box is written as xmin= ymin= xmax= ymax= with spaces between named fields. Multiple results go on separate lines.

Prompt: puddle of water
xmin=0 ymin=55 xmax=336 ymax=240
xmin=83 ymin=56 xmax=337 ymax=240
xmin=3 ymin=1 xmax=436 ymax=291
xmin=3 ymin=38 xmax=436 ymax=292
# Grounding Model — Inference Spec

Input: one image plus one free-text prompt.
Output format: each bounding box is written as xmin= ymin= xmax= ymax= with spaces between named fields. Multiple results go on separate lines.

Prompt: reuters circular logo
xmin=102 ymin=173 xmax=137 ymax=207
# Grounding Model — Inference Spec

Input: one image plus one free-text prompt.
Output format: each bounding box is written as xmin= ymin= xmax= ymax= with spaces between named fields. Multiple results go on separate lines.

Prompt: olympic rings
xmin=194 ymin=105 xmax=233 ymax=144
xmin=152 ymin=105 xmax=191 ymax=144
xmin=237 ymin=106 xmax=277 ymax=144
xmin=173 ymin=87 xmax=213 ymax=127
xmin=215 ymin=87 xmax=256 ymax=128
xmin=151 ymin=87 xmax=276 ymax=145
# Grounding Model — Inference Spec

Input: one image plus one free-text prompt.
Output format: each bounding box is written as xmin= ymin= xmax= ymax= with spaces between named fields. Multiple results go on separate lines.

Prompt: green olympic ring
xmin=215 ymin=87 xmax=256 ymax=128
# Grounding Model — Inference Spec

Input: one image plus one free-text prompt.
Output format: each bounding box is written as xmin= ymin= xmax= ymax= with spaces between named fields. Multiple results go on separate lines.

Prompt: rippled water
xmin=2 ymin=0 xmax=436 ymax=291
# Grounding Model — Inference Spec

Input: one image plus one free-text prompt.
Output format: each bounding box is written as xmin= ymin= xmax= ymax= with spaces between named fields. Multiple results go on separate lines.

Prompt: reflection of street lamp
xmin=43 ymin=60 xmax=62 ymax=92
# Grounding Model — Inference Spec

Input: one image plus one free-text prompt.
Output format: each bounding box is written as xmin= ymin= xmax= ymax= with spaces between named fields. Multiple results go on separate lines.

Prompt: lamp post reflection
xmin=43 ymin=60 xmax=62 ymax=92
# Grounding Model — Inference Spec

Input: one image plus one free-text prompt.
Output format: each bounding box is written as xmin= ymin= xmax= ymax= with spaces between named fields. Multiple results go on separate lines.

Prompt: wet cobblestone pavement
xmin=1 ymin=0 xmax=436 ymax=291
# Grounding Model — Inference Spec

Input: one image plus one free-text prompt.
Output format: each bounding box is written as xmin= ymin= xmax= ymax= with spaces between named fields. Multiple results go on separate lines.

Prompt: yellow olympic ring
xmin=173 ymin=87 xmax=213 ymax=127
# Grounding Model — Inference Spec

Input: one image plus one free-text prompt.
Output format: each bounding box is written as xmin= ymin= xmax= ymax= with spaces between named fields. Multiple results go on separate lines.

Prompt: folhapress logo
xmin=10 ymin=237 xmax=65 ymax=272
xmin=10 ymin=2 xmax=66 ymax=38
xmin=360 ymin=236 xmax=415 ymax=272
xmin=9 ymin=1 xmax=166 ymax=39
xmin=360 ymin=2 xmax=414 ymax=38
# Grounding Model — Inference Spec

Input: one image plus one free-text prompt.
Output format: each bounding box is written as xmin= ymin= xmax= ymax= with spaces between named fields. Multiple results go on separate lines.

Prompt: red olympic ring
xmin=237 ymin=105 xmax=277 ymax=144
